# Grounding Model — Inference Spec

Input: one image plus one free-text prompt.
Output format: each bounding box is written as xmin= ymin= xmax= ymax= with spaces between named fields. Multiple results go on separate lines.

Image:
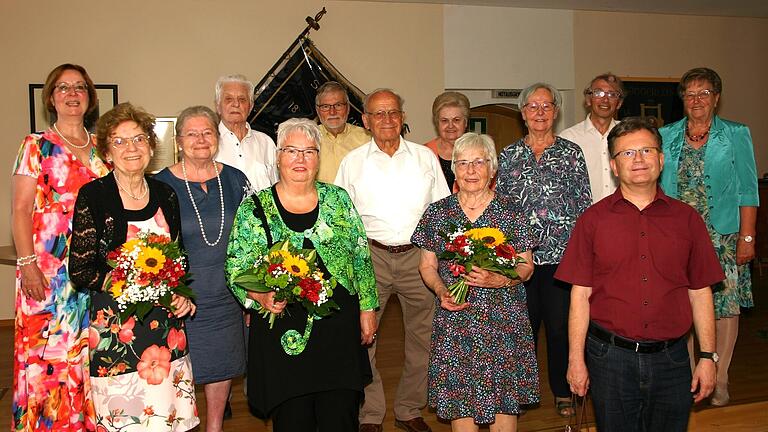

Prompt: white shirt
xmin=559 ymin=114 xmax=619 ymax=203
xmin=216 ymin=121 xmax=278 ymax=190
xmin=335 ymin=138 xmax=450 ymax=245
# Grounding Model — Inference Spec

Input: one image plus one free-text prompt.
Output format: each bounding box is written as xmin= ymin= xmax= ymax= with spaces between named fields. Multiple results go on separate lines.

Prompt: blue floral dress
xmin=411 ymin=194 xmax=540 ymax=423
xmin=677 ymin=142 xmax=753 ymax=318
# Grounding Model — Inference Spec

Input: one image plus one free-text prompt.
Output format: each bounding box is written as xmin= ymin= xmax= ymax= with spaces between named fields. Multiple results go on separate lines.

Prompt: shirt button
xmin=640 ymin=232 xmax=646 ymax=237
xmin=642 ymin=275 xmax=648 ymax=282
xmin=643 ymin=300 xmax=649 ymax=306
xmin=641 ymin=255 xmax=646 ymax=260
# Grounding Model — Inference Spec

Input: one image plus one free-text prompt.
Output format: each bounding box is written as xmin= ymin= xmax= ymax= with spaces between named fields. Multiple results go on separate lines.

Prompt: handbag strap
xmin=251 ymin=194 xmax=273 ymax=247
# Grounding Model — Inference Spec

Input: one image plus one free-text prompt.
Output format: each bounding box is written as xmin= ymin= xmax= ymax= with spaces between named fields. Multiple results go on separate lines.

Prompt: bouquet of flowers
xmin=439 ymin=225 xmax=526 ymax=304
xmin=232 ymin=240 xmax=339 ymax=329
xmin=106 ymin=231 xmax=194 ymax=323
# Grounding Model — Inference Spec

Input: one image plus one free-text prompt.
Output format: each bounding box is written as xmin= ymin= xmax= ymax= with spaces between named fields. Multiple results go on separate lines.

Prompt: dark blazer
xmin=69 ymin=171 xmax=183 ymax=292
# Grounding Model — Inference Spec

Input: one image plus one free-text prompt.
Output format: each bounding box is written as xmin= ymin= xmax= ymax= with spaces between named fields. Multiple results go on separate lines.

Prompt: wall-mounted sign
xmin=492 ymin=89 xmax=521 ymax=99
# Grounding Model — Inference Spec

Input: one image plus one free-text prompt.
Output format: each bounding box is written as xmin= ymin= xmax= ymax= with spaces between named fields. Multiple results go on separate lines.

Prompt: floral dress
xmin=411 ymin=194 xmax=540 ymax=423
xmin=12 ymin=130 xmax=109 ymax=431
xmin=677 ymin=142 xmax=753 ymax=318
xmin=88 ymin=207 xmax=199 ymax=431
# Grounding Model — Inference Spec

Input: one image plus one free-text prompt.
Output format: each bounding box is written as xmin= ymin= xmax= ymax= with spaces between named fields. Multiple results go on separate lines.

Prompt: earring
xmin=150 ymin=150 xmax=154 ymax=157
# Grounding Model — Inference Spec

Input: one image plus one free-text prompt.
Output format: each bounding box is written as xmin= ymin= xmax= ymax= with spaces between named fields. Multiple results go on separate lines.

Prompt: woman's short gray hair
xmin=175 ymin=105 xmax=220 ymax=137
xmin=215 ymin=74 xmax=255 ymax=105
xmin=276 ymin=118 xmax=322 ymax=150
xmin=452 ymin=132 xmax=498 ymax=176
xmin=518 ymin=82 xmax=563 ymax=110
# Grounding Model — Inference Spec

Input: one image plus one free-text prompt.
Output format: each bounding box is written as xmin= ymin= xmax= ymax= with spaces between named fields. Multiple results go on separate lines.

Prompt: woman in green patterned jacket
xmin=225 ymin=118 xmax=379 ymax=432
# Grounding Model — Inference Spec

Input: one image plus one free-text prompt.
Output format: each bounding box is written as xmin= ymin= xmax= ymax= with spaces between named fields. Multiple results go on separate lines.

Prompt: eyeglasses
xmin=179 ymin=130 xmax=217 ymax=141
xmin=111 ymin=134 xmax=149 ymax=148
xmin=279 ymin=147 xmax=319 ymax=159
xmin=522 ymin=102 xmax=556 ymax=113
xmin=586 ymin=89 xmax=622 ymax=99
xmin=682 ymin=89 xmax=716 ymax=101
xmin=317 ymin=102 xmax=348 ymax=112
xmin=612 ymin=147 xmax=660 ymax=159
xmin=455 ymin=158 xmax=490 ymax=170
xmin=54 ymin=82 xmax=88 ymax=94
xmin=366 ymin=110 xmax=403 ymax=121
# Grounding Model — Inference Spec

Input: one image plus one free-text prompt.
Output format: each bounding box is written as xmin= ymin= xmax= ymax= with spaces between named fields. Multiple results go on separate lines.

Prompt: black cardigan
xmin=69 ymin=172 xmax=183 ymax=292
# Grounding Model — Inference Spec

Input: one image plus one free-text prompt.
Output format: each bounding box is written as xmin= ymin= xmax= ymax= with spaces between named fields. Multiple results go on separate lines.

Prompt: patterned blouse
xmin=226 ymin=182 xmax=379 ymax=311
xmin=496 ymin=136 xmax=592 ymax=265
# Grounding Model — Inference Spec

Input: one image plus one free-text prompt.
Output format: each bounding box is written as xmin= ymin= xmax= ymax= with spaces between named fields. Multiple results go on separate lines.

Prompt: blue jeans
xmin=586 ymin=334 xmax=693 ymax=432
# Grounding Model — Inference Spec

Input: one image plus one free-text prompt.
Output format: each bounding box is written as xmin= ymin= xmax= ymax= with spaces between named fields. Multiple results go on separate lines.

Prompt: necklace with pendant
xmin=53 ymin=123 xmax=90 ymax=149
xmin=182 ymin=159 xmax=225 ymax=247
xmin=685 ymin=123 xmax=710 ymax=142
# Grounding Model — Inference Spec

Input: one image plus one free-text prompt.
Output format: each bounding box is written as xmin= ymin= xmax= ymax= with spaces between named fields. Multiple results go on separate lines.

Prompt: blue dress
xmin=155 ymin=164 xmax=250 ymax=384
xmin=411 ymin=194 xmax=540 ymax=423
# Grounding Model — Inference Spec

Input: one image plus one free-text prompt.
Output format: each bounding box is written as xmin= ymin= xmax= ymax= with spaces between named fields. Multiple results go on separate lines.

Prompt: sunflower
xmin=465 ymin=227 xmax=506 ymax=246
xmin=282 ymin=254 xmax=309 ymax=277
xmin=269 ymin=249 xmax=293 ymax=262
xmin=135 ymin=246 xmax=166 ymax=275
xmin=122 ymin=238 xmax=143 ymax=253
xmin=109 ymin=280 xmax=125 ymax=299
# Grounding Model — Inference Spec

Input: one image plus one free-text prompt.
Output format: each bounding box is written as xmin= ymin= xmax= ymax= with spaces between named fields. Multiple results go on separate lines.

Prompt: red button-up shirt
xmin=555 ymin=187 xmax=724 ymax=341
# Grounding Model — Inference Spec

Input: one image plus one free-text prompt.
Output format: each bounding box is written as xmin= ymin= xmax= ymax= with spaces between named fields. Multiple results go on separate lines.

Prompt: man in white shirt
xmin=315 ymin=81 xmax=370 ymax=183
xmin=560 ymin=73 xmax=625 ymax=202
xmin=336 ymin=89 xmax=449 ymax=432
xmin=214 ymin=74 xmax=277 ymax=190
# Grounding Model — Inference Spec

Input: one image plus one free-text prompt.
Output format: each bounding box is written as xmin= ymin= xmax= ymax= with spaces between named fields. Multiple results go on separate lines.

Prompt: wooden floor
xmin=1 ymin=275 xmax=767 ymax=431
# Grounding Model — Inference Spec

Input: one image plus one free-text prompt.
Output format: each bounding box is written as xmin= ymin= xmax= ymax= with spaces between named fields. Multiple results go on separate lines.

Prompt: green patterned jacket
xmin=225 ymin=182 xmax=379 ymax=311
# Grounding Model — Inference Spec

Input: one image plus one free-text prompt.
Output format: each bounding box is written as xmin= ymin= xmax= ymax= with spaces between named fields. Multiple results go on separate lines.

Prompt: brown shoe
xmin=359 ymin=424 xmax=383 ymax=432
xmin=395 ymin=417 xmax=432 ymax=432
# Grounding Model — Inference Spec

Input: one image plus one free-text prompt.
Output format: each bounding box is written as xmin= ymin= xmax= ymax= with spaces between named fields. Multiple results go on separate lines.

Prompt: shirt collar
xmin=608 ymin=185 xmax=671 ymax=209
xmin=218 ymin=121 xmax=252 ymax=137
xmin=585 ymin=114 xmax=619 ymax=136
xmin=320 ymin=123 xmax=350 ymax=139
xmin=367 ymin=136 xmax=410 ymax=157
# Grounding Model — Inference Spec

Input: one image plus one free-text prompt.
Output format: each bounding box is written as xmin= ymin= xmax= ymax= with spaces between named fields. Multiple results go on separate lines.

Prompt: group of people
xmin=11 ymin=62 xmax=756 ymax=432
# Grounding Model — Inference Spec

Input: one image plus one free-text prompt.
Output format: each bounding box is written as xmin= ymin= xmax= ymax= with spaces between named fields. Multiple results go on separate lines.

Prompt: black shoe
xmin=223 ymin=401 xmax=232 ymax=420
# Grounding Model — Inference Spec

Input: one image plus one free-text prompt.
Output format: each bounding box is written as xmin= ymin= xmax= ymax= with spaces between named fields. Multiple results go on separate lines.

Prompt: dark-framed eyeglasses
xmin=317 ymin=102 xmax=348 ymax=112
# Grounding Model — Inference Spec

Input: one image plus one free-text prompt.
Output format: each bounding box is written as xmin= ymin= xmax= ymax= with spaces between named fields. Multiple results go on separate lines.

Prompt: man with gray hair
xmin=315 ymin=81 xmax=370 ymax=183
xmin=560 ymin=73 xmax=625 ymax=202
xmin=336 ymin=89 xmax=449 ymax=432
xmin=215 ymin=74 xmax=277 ymax=190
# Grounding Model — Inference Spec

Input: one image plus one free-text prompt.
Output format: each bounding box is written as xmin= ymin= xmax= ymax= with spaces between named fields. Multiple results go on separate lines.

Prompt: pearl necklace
xmin=182 ymin=159 xmax=225 ymax=247
xmin=53 ymin=123 xmax=90 ymax=149
xmin=114 ymin=172 xmax=148 ymax=200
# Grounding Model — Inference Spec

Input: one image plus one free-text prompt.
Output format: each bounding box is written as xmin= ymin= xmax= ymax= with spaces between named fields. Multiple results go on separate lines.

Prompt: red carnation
xmin=449 ymin=263 xmax=466 ymax=276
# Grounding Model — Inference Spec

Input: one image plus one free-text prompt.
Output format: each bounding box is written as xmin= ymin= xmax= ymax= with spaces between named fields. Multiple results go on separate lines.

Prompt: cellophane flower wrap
xmin=232 ymin=240 xmax=339 ymax=328
xmin=439 ymin=225 xmax=527 ymax=304
xmin=106 ymin=231 xmax=194 ymax=323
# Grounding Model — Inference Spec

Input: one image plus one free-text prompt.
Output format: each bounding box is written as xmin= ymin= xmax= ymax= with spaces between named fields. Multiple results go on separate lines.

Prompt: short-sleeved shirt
xmin=555 ymin=187 xmax=724 ymax=341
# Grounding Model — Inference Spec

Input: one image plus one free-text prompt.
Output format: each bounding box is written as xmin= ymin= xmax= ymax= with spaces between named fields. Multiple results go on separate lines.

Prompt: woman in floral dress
xmin=660 ymin=67 xmax=759 ymax=406
xmin=412 ymin=133 xmax=538 ymax=432
xmin=11 ymin=64 xmax=109 ymax=431
xmin=69 ymin=103 xmax=198 ymax=431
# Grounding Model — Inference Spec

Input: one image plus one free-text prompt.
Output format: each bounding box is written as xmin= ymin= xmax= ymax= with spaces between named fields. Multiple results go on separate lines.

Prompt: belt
xmin=588 ymin=323 xmax=683 ymax=354
xmin=369 ymin=239 xmax=415 ymax=254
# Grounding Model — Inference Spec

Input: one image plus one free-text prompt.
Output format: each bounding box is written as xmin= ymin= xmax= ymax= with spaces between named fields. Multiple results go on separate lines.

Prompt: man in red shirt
xmin=556 ymin=117 xmax=722 ymax=431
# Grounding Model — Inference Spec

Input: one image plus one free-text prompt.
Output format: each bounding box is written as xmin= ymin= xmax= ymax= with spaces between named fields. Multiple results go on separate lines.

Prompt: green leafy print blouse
xmin=226 ymin=182 xmax=379 ymax=311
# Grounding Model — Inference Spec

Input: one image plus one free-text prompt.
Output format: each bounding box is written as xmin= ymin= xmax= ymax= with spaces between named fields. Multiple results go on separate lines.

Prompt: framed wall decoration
xmin=28 ymin=83 xmax=118 ymax=133
xmin=617 ymin=78 xmax=682 ymax=128
xmin=146 ymin=117 xmax=178 ymax=173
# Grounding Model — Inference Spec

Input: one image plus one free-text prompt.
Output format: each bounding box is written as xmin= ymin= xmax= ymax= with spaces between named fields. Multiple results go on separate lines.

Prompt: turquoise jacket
xmin=659 ymin=115 xmax=759 ymax=234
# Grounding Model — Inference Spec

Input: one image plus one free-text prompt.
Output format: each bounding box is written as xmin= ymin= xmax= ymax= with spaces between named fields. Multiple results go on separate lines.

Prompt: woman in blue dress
xmin=155 ymin=106 xmax=250 ymax=432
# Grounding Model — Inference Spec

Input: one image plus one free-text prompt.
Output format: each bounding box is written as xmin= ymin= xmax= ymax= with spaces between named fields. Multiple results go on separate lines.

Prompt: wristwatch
xmin=741 ymin=235 xmax=754 ymax=243
xmin=700 ymin=351 xmax=719 ymax=363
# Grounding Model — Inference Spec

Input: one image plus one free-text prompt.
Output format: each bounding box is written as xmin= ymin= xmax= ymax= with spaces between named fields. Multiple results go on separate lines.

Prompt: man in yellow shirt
xmin=315 ymin=81 xmax=370 ymax=183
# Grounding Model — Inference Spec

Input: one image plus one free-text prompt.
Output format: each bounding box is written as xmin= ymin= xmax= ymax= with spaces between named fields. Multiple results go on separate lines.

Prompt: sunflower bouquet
xmin=232 ymin=240 xmax=339 ymax=329
xmin=439 ymin=225 xmax=526 ymax=304
xmin=106 ymin=231 xmax=193 ymax=323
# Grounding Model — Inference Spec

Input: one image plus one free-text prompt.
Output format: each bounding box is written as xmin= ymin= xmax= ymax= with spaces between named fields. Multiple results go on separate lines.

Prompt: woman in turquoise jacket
xmin=659 ymin=67 xmax=758 ymax=407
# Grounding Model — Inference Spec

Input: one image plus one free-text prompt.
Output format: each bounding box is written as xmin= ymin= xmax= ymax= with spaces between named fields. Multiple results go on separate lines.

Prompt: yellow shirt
xmin=317 ymin=123 xmax=370 ymax=183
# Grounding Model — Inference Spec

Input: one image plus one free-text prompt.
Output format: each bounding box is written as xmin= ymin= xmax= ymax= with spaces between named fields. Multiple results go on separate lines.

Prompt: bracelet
xmin=17 ymin=254 xmax=37 ymax=267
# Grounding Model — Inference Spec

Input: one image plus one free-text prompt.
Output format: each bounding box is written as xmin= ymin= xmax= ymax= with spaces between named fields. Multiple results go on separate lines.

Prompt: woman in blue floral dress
xmin=496 ymin=83 xmax=592 ymax=417
xmin=412 ymin=133 xmax=538 ymax=432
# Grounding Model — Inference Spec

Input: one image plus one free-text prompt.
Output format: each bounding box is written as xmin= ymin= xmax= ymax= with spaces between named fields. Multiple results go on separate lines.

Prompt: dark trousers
xmin=524 ymin=263 xmax=571 ymax=398
xmin=586 ymin=335 xmax=693 ymax=432
xmin=271 ymin=389 xmax=360 ymax=432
